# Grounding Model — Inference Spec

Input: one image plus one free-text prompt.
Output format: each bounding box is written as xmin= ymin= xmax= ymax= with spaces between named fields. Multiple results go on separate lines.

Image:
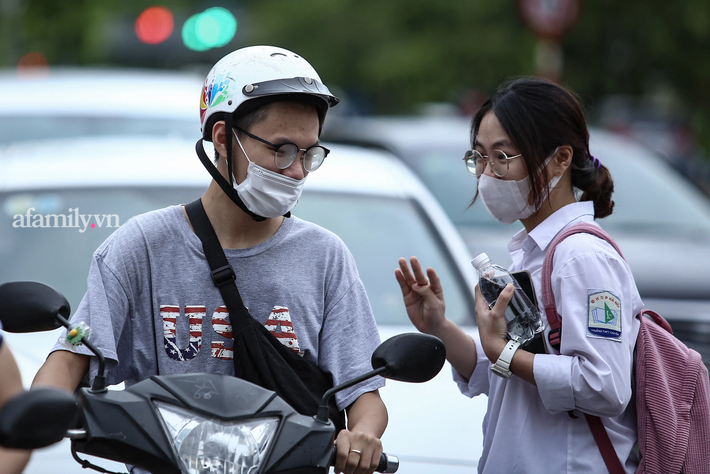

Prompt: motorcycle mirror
xmin=0 ymin=281 xmax=109 ymax=393
xmin=316 ymin=333 xmax=446 ymax=425
xmin=371 ymin=333 xmax=446 ymax=383
xmin=0 ymin=388 xmax=78 ymax=449
xmin=0 ymin=281 xmax=70 ymax=333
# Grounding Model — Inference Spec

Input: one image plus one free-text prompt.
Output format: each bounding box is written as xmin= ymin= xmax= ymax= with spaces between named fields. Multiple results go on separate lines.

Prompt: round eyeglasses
xmin=462 ymin=149 xmax=523 ymax=178
xmin=236 ymin=127 xmax=330 ymax=172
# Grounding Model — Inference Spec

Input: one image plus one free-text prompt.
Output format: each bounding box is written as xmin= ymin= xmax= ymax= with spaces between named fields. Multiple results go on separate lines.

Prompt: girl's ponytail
xmin=572 ymin=154 xmax=615 ymax=219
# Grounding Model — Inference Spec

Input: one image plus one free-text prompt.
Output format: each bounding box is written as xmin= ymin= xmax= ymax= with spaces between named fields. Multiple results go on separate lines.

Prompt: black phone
xmin=511 ymin=270 xmax=548 ymax=355
xmin=511 ymin=270 xmax=537 ymax=306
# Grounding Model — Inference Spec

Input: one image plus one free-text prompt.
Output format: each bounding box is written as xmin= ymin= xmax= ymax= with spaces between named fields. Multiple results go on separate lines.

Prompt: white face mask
xmin=478 ymin=150 xmax=561 ymax=224
xmin=232 ymin=131 xmax=306 ymax=218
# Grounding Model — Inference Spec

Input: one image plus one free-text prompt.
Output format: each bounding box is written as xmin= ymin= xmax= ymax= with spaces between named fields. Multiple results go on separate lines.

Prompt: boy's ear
xmin=212 ymin=121 xmax=228 ymax=159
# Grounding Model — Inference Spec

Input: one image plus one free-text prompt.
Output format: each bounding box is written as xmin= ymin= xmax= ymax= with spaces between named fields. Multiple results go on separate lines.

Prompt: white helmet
xmin=195 ymin=45 xmax=338 ymax=222
xmin=199 ymin=45 xmax=339 ymax=140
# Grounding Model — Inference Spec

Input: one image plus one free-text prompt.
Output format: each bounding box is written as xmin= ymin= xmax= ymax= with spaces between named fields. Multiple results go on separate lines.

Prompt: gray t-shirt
xmin=53 ymin=205 xmax=384 ymax=410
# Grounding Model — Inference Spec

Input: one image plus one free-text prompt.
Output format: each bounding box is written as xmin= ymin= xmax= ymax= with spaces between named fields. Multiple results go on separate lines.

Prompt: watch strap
xmin=491 ymin=339 xmax=521 ymax=378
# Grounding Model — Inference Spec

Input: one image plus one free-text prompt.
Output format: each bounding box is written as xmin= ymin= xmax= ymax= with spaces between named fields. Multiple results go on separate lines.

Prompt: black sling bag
xmin=184 ymin=199 xmax=346 ymax=433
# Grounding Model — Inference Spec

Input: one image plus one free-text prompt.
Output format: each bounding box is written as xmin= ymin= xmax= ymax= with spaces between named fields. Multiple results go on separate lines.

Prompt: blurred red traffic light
xmin=135 ymin=6 xmax=174 ymax=45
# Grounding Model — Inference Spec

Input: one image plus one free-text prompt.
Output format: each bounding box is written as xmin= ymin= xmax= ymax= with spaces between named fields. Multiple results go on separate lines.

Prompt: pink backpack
xmin=542 ymin=223 xmax=710 ymax=474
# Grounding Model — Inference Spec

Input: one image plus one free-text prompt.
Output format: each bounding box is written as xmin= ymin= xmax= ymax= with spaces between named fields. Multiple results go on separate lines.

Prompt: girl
xmin=395 ymin=78 xmax=642 ymax=473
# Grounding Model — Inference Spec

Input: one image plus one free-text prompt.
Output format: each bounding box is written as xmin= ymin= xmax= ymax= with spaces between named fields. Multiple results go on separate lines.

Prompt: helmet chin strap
xmin=225 ymin=113 xmax=235 ymax=188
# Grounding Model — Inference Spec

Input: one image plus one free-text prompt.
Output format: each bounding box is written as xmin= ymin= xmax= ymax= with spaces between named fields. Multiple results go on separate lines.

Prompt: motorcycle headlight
xmin=155 ymin=401 xmax=279 ymax=474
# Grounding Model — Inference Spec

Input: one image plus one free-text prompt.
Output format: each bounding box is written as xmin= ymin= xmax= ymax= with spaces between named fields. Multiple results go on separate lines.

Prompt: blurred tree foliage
xmin=0 ymin=0 xmax=190 ymax=65
xmin=247 ymin=0 xmax=537 ymax=113
xmin=564 ymin=0 xmax=710 ymax=153
xmin=247 ymin=0 xmax=710 ymax=153
xmin=1 ymin=0 xmax=708 ymax=152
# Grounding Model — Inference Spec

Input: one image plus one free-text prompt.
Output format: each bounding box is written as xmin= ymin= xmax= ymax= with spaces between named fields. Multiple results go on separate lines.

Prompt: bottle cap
xmin=471 ymin=252 xmax=490 ymax=271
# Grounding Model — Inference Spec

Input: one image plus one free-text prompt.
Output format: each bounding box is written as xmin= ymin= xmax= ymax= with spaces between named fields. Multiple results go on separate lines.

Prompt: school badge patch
xmin=587 ymin=290 xmax=622 ymax=341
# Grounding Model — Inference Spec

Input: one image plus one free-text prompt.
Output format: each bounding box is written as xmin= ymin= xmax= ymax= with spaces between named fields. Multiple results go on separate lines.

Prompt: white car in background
xmin=323 ymin=114 xmax=710 ymax=366
xmin=0 ymin=136 xmax=486 ymax=473
xmin=0 ymin=68 xmax=202 ymax=145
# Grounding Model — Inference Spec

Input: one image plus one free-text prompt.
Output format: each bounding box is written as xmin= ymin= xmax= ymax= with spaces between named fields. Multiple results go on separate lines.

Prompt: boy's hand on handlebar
xmin=395 ymin=257 xmax=446 ymax=335
xmin=334 ymin=429 xmax=383 ymax=474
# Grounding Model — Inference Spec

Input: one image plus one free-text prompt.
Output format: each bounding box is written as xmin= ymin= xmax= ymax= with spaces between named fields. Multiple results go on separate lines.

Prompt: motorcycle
xmin=0 ymin=281 xmax=446 ymax=474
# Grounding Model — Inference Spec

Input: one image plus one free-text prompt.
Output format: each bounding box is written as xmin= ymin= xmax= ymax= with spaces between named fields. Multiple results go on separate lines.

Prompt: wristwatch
xmin=491 ymin=339 xmax=521 ymax=379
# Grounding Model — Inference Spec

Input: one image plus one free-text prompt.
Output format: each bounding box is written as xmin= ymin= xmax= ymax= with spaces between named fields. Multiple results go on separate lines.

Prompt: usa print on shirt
xmin=160 ymin=304 xmax=303 ymax=361
xmin=161 ymin=305 xmax=204 ymax=361
xmin=211 ymin=306 xmax=233 ymax=360
xmin=264 ymin=306 xmax=303 ymax=355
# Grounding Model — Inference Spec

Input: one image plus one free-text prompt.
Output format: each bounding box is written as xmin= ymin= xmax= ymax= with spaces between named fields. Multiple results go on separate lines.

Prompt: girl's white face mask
xmin=232 ymin=130 xmax=306 ymax=218
xmin=478 ymin=149 xmax=561 ymax=224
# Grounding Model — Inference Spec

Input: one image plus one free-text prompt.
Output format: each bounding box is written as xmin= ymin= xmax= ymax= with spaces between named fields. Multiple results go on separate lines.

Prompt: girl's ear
xmin=555 ymin=145 xmax=574 ymax=174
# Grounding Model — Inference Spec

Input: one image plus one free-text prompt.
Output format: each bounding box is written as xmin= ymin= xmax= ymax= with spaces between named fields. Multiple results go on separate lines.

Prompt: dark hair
xmin=470 ymin=78 xmax=614 ymax=219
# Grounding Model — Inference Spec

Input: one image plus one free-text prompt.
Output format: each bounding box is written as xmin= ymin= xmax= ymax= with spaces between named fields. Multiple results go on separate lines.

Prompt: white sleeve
xmin=534 ymin=241 xmax=639 ymax=417
xmin=452 ymin=333 xmax=491 ymax=398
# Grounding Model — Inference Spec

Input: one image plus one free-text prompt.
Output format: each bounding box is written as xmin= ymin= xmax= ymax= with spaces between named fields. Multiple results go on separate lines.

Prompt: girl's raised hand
xmin=394 ymin=256 xmax=446 ymax=335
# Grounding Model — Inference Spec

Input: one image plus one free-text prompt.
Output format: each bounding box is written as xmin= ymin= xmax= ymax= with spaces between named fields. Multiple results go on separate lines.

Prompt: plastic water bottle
xmin=472 ymin=253 xmax=544 ymax=344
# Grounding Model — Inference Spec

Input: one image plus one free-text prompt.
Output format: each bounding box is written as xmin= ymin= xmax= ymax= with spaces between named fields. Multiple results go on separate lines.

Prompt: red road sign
xmin=517 ymin=0 xmax=580 ymax=39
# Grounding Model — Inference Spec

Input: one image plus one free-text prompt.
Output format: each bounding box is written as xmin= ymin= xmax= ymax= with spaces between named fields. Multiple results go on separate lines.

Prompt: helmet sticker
xmin=200 ymin=74 xmax=236 ymax=124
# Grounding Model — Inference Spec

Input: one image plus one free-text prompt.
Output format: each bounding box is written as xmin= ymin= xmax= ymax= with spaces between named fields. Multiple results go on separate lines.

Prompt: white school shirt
xmin=454 ymin=201 xmax=642 ymax=474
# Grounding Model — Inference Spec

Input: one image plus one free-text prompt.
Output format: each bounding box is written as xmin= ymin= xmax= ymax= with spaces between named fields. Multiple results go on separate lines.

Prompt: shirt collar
xmin=508 ymin=201 xmax=595 ymax=254
xmin=507 ymin=227 xmax=528 ymax=253
xmin=529 ymin=201 xmax=595 ymax=251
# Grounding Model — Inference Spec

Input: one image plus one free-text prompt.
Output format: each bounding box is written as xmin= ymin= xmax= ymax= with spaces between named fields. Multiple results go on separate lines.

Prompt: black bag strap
xmin=184 ymin=199 xmax=252 ymax=331
xmin=183 ymin=199 xmax=346 ymax=432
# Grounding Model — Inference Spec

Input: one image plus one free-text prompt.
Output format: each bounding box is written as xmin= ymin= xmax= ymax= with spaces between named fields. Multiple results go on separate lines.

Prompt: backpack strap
xmin=541 ymin=222 xmax=627 ymax=474
xmin=542 ymin=223 xmax=625 ymax=351
xmin=639 ymin=308 xmax=673 ymax=334
xmin=585 ymin=414 xmax=627 ymax=474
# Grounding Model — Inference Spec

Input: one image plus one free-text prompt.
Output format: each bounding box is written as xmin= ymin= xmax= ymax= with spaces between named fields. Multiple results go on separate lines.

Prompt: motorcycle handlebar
xmin=376 ymin=452 xmax=400 ymax=473
xmin=329 ymin=447 xmax=399 ymax=473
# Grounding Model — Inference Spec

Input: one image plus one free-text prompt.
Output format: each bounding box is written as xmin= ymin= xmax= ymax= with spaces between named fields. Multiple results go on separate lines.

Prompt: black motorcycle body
xmin=0 ymin=281 xmax=446 ymax=474
xmin=74 ymin=373 xmax=338 ymax=474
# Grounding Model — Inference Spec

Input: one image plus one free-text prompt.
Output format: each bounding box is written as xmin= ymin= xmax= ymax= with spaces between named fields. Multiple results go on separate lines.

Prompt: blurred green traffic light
xmin=182 ymin=15 xmax=209 ymax=51
xmin=182 ymin=7 xmax=237 ymax=51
